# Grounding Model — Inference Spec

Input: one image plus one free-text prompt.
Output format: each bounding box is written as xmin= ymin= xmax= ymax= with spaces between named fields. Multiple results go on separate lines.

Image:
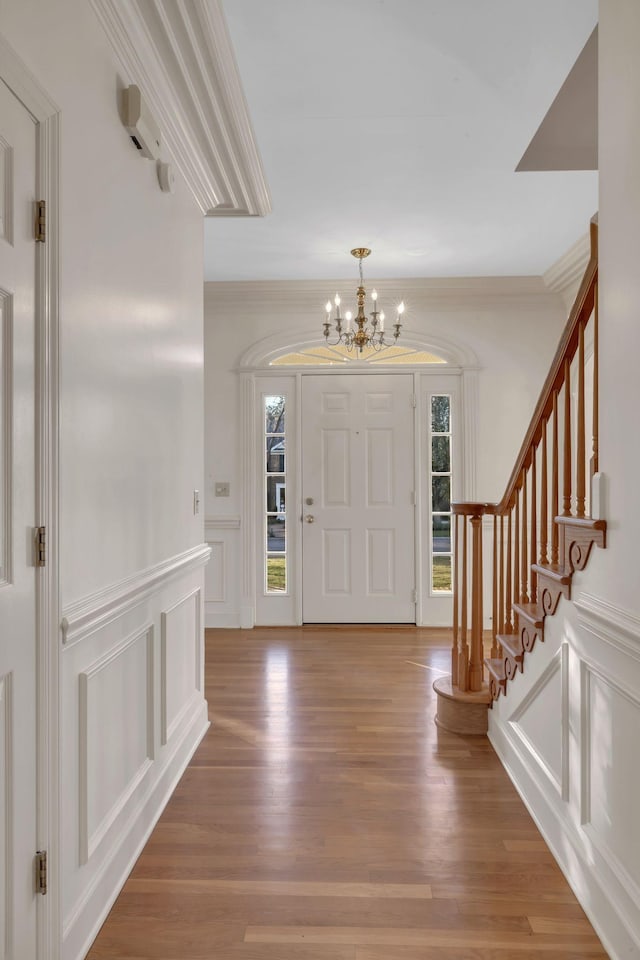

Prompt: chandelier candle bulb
xmin=345 ymin=310 xmax=352 ymax=331
xmin=334 ymin=293 xmax=341 ymax=320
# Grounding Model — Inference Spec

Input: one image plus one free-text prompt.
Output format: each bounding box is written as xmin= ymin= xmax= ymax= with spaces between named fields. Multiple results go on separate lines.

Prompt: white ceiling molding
xmin=543 ymin=232 xmax=591 ymax=298
xmin=205 ymin=275 xmax=557 ymax=309
xmin=91 ymin=0 xmax=271 ymax=217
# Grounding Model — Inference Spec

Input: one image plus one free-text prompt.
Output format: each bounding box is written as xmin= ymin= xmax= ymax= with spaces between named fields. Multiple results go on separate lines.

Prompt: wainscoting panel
xmin=0 ymin=673 xmax=10 ymax=960
xmin=489 ymin=589 xmax=640 ymax=960
xmin=61 ymin=545 xmax=210 ymax=960
xmin=161 ymin=589 xmax=200 ymax=745
xmin=78 ymin=626 xmax=154 ymax=864
xmin=508 ymin=645 xmax=568 ymax=799
xmin=206 ymin=541 xmax=225 ymax=602
xmin=205 ymin=515 xmax=241 ymax=627
xmin=581 ymin=660 xmax=640 ymax=906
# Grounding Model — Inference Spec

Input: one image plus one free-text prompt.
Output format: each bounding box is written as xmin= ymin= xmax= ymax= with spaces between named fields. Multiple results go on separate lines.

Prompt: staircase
xmin=434 ymin=220 xmax=604 ymax=732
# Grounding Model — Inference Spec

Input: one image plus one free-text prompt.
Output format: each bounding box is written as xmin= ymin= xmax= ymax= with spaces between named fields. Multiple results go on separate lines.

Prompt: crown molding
xmin=90 ymin=0 xmax=271 ymax=217
xmin=543 ymin=233 xmax=591 ymax=297
xmin=204 ymin=275 xmax=556 ymax=307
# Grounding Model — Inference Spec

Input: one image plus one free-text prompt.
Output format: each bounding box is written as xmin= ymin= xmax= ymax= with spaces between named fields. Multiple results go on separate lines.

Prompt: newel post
xmin=468 ymin=512 xmax=484 ymax=692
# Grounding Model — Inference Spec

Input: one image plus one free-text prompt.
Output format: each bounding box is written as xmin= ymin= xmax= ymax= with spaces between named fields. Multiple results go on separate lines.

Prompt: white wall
xmin=0 ymin=2 xmax=209 ymax=958
xmin=488 ymin=6 xmax=640 ymax=959
xmin=1 ymin=0 xmax=205 ymax=603
xmin=204 ymin=278 xmax=567 ymax=626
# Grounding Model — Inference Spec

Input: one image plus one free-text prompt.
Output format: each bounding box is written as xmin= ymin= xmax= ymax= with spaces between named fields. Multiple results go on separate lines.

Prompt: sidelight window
xmin=430 ymin=395 xmax=452 ymax=592
xmin=264 ymin=396 xmax=287 ymax=592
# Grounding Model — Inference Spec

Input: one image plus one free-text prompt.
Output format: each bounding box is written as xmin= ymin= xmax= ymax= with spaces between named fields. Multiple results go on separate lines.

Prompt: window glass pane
xmin=267 ymin=555 xmax=286 ymax=592
xmin=432 ymin=476 xmax=450 ymax=513
xmin=266 ymin=476 xmax=285 ymax=513
xmin=265 ymin=395 xmax=287 ymax=595
xmin=432 ymin=556 xmax=452 ymax=592
xmin=432 ymin=515 xmax=451 ymax=552
xmin=431 ymin=395 xmax=450 ymax=433
xmin=431 ymin=436 xmax=450 ymax=473
xmin=267 ymin=515 xmax=286 ymax=551
xmin=266 ymin=446 xmax=285 ymax=473
xmin=265 ymin=395 xmax=285 ymax=434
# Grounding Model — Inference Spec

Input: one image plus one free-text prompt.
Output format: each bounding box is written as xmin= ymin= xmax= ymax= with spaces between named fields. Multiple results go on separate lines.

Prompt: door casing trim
xmin=241 ymin=366 xmax=475 ymax=628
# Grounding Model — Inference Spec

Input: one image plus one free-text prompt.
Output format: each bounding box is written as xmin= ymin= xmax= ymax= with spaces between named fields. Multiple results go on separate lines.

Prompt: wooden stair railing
xmin=434 ymin=220 xmax=605 ymax=733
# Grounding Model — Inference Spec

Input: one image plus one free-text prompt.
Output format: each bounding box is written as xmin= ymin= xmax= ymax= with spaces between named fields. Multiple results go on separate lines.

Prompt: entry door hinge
xmin=36 ymin=850 xmax=47 ymax=895
xmin=34 ymin=526 xmax=46 ymax=567
xmin=34 ymin=200 xmax=46 ymax=242
xmin=411 ymin=394 xmax=417 ymax=409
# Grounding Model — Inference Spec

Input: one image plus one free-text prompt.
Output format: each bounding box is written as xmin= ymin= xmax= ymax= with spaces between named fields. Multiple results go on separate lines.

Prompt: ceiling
xmin=204 ymin=0 xmax=598 ymax=282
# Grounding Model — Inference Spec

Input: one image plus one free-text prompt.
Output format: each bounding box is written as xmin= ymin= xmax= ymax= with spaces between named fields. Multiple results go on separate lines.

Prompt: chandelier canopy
xmin=323 ymin=248 xmax=404 ymax=353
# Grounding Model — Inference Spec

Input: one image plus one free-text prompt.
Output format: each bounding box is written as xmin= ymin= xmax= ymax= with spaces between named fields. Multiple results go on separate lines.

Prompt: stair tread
xmin=532 ymin=562 xmax=571 ymax=584
xmin=498 ymin=634 xmax=524 ymax=658
xmin=485 ymin=657 xmax=506 ymax=683
xmin=512 ymin=602 xmax=544 ymax=626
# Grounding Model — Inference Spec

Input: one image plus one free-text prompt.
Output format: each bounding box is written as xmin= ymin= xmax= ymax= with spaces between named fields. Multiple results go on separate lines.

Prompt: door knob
xmin=305 ymin=514 xmax=315 ymax=523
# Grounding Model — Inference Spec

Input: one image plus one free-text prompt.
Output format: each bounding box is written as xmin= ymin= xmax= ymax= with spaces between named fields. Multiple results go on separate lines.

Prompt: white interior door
xmin=0 ymin=81 xmax=38 ymax=958
xmin=302 ymin=374 xmax=415 ymax=623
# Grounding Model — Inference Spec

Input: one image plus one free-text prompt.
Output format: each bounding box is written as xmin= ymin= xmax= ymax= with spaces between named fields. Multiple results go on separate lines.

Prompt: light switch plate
xmin=215 ymin=482 xmax=230 ymax=497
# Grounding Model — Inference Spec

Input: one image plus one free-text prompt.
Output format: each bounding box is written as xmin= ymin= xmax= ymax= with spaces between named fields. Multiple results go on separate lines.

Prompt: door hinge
xmin=34 ymin=200 xmax=46 ymax=242
xmin=34 ymin=526 xmax=46 ymax=567
xmin=36 ymin=850 xmax=47 ymax=895
xmin=411 ymin=589 xmax=417 ymax=603
xmin=411 ymin=394 xmax=417 ymax=409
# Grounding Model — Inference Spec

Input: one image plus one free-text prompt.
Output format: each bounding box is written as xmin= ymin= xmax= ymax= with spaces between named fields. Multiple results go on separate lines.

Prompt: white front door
xmin=0 ymin=81 xmax=38 ymax=958
xmin=302 ymin=374 xmax=415 ymax=623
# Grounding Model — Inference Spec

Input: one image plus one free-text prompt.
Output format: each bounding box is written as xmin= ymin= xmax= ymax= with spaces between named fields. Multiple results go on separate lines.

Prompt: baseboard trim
xmin=63 ymin=700 xmax=209 ymax=960
xmin=205 ymin=608 xmax=241 ymax=628
xmin=489 ymin=718 xmax=640 ymax=960
xmin=62 ymin=544 xmax=211 ymax=647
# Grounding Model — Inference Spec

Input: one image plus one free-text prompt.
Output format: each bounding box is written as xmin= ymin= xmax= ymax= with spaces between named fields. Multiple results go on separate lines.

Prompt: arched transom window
xmin=270 ymin=343 xmax=446 ymax=366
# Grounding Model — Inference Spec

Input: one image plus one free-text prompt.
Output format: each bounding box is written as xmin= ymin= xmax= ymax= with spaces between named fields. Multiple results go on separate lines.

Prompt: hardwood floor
xmin=87 ymin=627 xmax=609 ymax=959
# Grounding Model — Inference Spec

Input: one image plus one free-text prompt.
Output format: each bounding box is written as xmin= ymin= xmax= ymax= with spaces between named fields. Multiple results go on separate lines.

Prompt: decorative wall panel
xmin=0 ymin=290 xmax=11 ymax=587
xmin=582 ymin=661 xmax=640 ymax=900
xmin=161 ymin=589 xmax=201 ymax=745
xmin=508 ymin=646 xmax=567 ymax=797
xmin=79 ymin=627 xmax=154 ymax=864
xmin=0 ymin=137 xmax=13 ymax=244
xmin=0 ymin=674 xmax=11 ymax=960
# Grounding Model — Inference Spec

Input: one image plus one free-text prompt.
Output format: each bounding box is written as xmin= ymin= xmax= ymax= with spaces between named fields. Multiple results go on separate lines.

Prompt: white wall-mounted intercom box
xmin=123 ymin=85 xmax=161 ymax=160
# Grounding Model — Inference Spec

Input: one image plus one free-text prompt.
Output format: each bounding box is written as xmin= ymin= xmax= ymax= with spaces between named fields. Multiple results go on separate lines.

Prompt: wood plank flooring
xmin=86 ymin=627 xmax=609 ymax=959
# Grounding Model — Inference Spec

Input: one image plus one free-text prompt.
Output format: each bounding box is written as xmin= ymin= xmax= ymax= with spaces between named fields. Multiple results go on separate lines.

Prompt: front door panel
xmin=302 ymin=374 xmax=415 ymax=623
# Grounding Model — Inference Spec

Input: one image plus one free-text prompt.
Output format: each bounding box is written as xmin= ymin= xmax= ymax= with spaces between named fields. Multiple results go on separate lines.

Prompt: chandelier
xmin=323 ymin=248 xmax=404 ymax=353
